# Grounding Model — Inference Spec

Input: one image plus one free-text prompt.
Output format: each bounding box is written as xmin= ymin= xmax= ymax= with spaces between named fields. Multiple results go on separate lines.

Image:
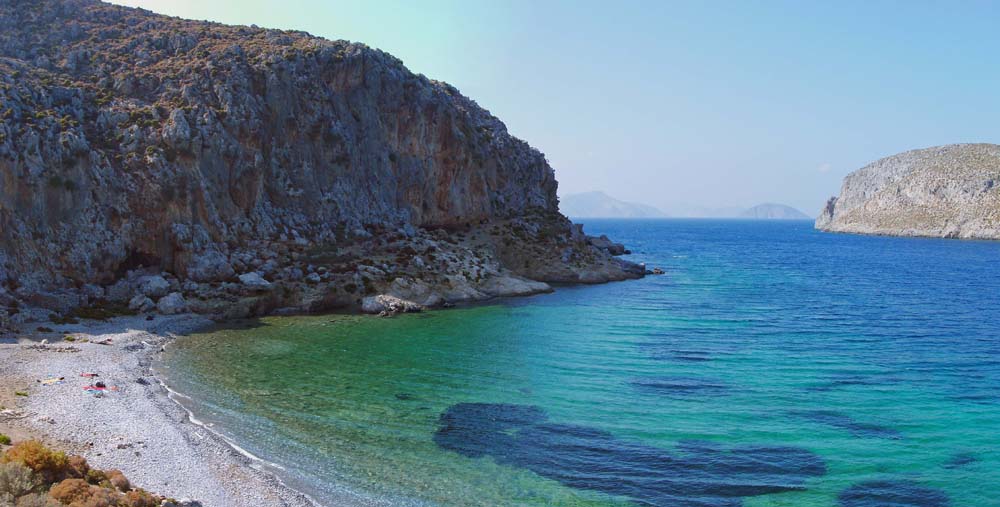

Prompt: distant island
xmin=740 ymin=203 xmax=811 ymax=220
xmin=817 ymin=144 xmax=1000 ymax=239
xmin=560 ymin=194 xmax=811 ymax=220
xmin=560 ymin=191 xmax=667 ymax=218
xmin=661 ymin=205 xmax=745 ymax=218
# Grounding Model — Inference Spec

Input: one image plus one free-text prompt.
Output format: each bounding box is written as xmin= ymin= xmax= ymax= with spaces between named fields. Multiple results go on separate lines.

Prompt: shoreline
xmin=0 ymin=273 xmax=650 ymax=507
xmin=0 ymin=313 xmax=333 ymax=507
xmin=154 ymin=334 xmax=401 ymax=507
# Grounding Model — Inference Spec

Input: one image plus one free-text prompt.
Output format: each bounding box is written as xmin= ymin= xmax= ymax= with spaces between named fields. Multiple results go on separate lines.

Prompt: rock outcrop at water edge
xmin=816 ymin=144 xmax=1000 ymax=239
xmin=0 ymin=0 xmax=643 ymax=323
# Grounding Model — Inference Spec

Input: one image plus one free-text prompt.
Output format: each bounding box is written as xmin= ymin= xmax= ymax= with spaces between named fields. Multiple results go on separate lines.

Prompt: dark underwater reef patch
xmin=790 ymin=410 xmax=901 ymax=439
xmin=805 ymin=375 xmax=888 ymax=392
xmin=948 ymin=382 xmax=1000 ymax=405
xmin=640 ymin=332 xmax=741 ymax=363
xmin=651 ymin=348 xmax=714 ymax=362
xmin=434 ymin=403 xmax=825 ymax=507
xmin=943 ymin=452 xmax=977 ymax=469
xmin=630 ymin=376 xmax=730 ymax=398
xmin=837 ymin=480 xmax=949 ymax=507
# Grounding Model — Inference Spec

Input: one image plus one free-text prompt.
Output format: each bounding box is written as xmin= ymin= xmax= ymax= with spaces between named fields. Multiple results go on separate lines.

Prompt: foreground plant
xmin=0 ymin=440 xmax=175 ymax=507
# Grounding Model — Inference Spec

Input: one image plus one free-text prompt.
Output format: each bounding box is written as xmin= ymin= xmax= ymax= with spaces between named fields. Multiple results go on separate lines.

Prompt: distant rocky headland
xmin=817 ymin=144 xmax=1000 ymax=239
xmin=0 ymin=0 xmax=644 ymax=328
xmin=740 ymin=203 xmax=810 ymax=220
xmin=559 ymin=191 xmax=667 ymax=218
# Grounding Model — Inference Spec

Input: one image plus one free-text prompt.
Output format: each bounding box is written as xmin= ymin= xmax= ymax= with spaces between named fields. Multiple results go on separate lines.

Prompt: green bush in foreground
xmin=0 ymin=434 xmax=12 ymax=445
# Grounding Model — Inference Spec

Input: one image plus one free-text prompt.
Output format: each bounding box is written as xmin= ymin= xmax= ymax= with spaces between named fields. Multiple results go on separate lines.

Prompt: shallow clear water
xmin=160 ymin=219 xmax=1000 ymax=507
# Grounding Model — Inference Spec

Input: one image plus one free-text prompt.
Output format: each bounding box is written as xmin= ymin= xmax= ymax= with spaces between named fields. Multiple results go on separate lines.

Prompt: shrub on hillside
xmin=123 ymin=489 xmax=158 ymax=507
xmin=85 ymin=468 xmax=108 ymax=487
xmin=46 ymin=478 xmax=90 ymax=504
xmin=0 ymin=461 xmax=38 ymax=501
xmin=66 ymin=456 xmax=89 ymax=480
xmin=1 ymin=441 xmax=69 ymax=483
xmin=1 ymin=441 xmax=170 ymax=507
xmin=14 ymin=492 xmax=62 ymax=507
xmin=106 ymin=470 xmax=129 ymax=492
xmin=48 ymin=478 xmax=117 ymax=507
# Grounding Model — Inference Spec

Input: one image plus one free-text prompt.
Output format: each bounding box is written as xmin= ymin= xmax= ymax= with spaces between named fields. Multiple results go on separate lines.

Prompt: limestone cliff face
xmin=0 ymin=0 xmax=637 ymax=314
xmin=816 ymin=144 xmax=1000 ymax=239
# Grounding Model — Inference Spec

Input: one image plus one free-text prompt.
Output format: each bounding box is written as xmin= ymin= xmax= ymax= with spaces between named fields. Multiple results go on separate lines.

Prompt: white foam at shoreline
xmin=155 ymin=336 xmax=398 ymax=507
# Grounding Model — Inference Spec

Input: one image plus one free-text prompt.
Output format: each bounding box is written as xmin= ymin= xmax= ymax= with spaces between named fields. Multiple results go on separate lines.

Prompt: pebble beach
xmin=0 ymin=314 xmax=319 ymax=507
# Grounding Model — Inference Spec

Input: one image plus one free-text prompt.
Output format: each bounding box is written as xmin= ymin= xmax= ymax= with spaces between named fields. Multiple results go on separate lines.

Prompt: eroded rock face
xmin=136 ymin=275 xmax=169 ymax=298
xmin=0 ymin=0 xmax=556 ymax=288
xmin=156 ymin=292 xmax=188 ymax=315
xmin=0 ymin=0 xmax=641 ymax=319
xmin=817 ymin=144 xmax=1000 ymax=239
xmin=361 ymin=294 xmax=422 ymax=316
xmin=238 ymin=272 xmax=272 ymax=291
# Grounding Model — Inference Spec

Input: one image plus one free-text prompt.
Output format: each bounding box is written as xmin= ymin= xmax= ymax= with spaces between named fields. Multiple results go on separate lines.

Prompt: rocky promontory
xmin=0 ymin=0 xmax=643 ymax=326
xmin=816 ymin=144 xmax=1000 ymax=239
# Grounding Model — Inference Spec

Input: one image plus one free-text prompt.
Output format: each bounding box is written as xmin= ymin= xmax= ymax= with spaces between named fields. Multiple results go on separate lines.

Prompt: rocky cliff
xmin=816 ymin=144 xmax=1000 ymax=239
xmin=0 ymin=0 xmax=641 ymax=323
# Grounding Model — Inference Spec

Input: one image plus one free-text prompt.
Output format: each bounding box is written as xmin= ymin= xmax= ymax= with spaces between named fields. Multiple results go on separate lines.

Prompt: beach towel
xmin=83 ymin=385 xmax=118 ymax=392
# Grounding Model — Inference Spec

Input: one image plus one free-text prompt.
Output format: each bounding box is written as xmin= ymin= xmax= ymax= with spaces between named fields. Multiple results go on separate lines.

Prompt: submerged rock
xmin=791 ymin=410 xmax=901 ymax=440
xmin=837 ymin=480 xmax=948 ymax=507
xmin=943 ymin=452 xmax=977 ymax=469
xmin=629 ymin=376 xmax=730 ymax=398
xmin=434 ymin=402 xmax=825 ymax=506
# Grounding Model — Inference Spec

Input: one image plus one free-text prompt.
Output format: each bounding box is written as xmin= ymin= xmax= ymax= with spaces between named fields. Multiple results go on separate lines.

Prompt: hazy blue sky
xmin=109 ymin=0 xmax=1000 ymax=215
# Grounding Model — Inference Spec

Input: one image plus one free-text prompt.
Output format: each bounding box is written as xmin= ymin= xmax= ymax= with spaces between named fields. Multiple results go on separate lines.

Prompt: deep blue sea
xmin=160 ymin=219 xmax=1000 ymax=507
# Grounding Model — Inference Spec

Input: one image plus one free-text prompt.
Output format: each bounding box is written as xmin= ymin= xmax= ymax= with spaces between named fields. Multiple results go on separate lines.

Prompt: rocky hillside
xmin=816 ymin=144 xmax=1000 ymax=239
xmin=740 ymin=203 xmax=809 ymax=220
xmin=0 ymin=0 xmax=642 ymax=324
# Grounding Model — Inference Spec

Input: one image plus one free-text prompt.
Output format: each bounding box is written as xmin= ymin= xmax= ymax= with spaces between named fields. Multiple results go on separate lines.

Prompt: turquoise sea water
xmin=159 ymin=219 xmax=1000 ymax=507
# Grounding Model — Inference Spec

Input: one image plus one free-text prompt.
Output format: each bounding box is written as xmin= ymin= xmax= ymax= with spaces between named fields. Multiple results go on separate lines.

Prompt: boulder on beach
xmin=238 ymin=272 xmax=273 ymax=290
xmin=187 ymin=251 xmax=235 ymax=283
xmin=137 ymin=275 xmax=170 ymax=298
xmin=478 ymin=275 xmax=553 ymax=297
xmin=361 ymin=295 xmax=423 ymax=315
xmin=129 ymin=295 xmax=155 ymax=313
xmin=157 ymin=293 xmax=188 ymax=315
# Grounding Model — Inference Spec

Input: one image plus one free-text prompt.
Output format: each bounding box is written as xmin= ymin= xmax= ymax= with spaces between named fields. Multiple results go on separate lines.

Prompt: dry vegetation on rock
xmin=0 ymin=440 xmax=181 ymax=507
